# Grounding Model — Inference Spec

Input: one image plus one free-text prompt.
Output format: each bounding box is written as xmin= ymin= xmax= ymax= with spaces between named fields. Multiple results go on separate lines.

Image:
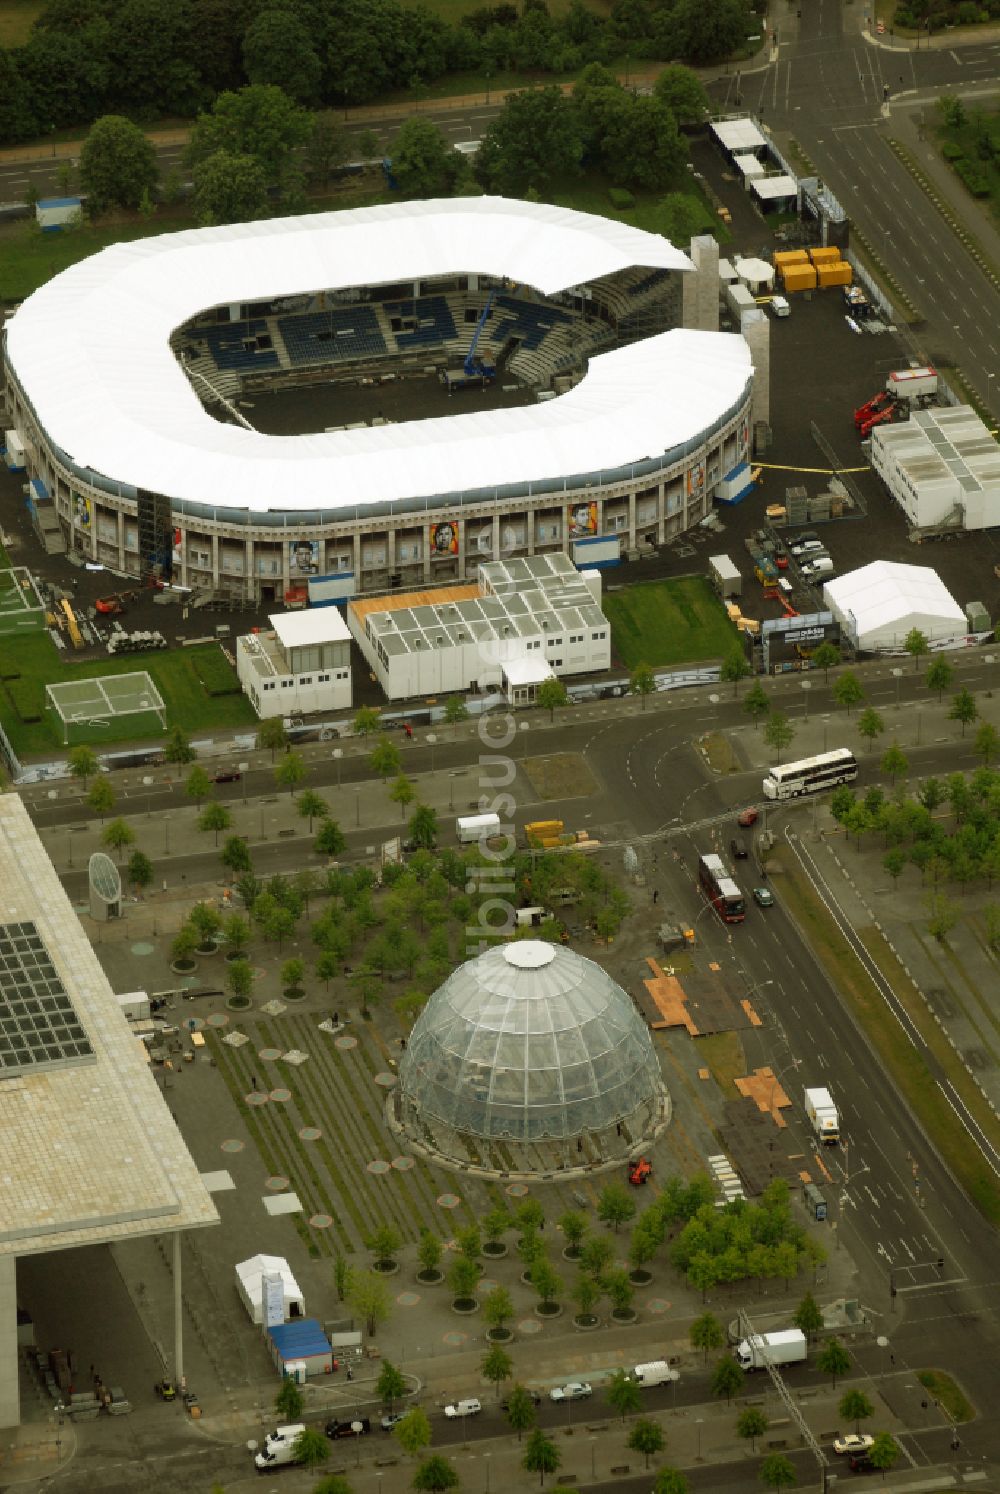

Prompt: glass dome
xmin=398 ymin=941 xmax=664 ymax=1143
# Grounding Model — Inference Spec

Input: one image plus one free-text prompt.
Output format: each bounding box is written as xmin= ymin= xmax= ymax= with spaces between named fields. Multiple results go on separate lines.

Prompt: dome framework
xmin=394 ymin=941 xmax=669 ymax=1177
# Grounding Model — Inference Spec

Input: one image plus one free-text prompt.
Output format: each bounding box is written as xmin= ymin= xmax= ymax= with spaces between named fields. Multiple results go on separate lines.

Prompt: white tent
xmin=235 ymin=1254 xmax=305 ymax=1325
xmin=822 ymin=561 xmax=966 ymax=652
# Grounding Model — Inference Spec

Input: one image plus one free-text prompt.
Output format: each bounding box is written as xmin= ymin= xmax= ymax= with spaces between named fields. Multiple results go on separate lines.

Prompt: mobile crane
xmin=443 ymin=289 xmax=498 ymax=391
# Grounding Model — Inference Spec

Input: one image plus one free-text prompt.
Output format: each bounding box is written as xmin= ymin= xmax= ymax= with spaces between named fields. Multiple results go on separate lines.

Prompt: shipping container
xmin=781 ymin=265 xmax=818 ymax=291
xmin=710 ymin=554 xmax=742 ymax=598
xmin=773 ymin=249 xmax=809 ymax=267
xmin=817 ymin=262 xmax=852 ymax=287
xmin=887 ymin=366 xmax=937 ymax=400
xmin=808 ymin=246 xmax=840 ymax=264
xmin=308 ymin=573 xmax=355 ymax=606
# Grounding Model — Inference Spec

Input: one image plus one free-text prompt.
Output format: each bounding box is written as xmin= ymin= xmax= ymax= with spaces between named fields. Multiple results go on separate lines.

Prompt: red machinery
xmin=860 ymin=403 xmax=898 ymax=438
xmin=854 ymin=389 xmax=892 ymax=429
xmin=629 ymin=1157 xmax=653 ymax=1186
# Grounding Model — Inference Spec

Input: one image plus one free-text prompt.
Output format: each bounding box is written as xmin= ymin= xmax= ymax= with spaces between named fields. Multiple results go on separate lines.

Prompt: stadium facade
xmin=2 ymin=198 xmax=754 ymax=605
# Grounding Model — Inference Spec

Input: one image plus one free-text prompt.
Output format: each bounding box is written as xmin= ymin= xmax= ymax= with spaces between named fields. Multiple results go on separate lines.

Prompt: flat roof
xmin=0 ymin=797 xmax=217 ymax=1256
xmin=504 ymin=657 xmax=554 ymax=685
xmin=4 ymin=199 xmax=757 ymax=515
xmin=712 ymin=119 xmax=768 ymax=152
xmin=752 ymin=175 xmax=798 ymax=200
xmin=269 ymin=607 xmax=351 ymax=650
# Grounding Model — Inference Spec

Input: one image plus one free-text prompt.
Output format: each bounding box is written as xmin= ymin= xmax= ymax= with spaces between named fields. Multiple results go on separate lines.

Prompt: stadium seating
xmin=628 ymin=268 xmax=671 ymax=298
xmin=203 ymin=319 xmax=279 ymax=372
xmin=278 ymin=307 xmax=387 ymax=366
xmin=384 ymin=296 xmax=457 ymax=350
xmin=489 ymin=295 xmax=574 ymax=351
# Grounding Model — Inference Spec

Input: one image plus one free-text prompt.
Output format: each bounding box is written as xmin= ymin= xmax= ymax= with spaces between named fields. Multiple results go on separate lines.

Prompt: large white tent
xmin=822 ymin=560 xmax=966 ymax=652
xmin=235 ymin=1254 xmax=304 ymax=1325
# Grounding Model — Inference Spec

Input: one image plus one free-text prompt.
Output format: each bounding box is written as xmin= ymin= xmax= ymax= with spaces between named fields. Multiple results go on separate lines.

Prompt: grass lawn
xmin=0 ymin=0 xmax=43 ymax=47
xmin=0 ymin=634 xmax=256 ymax=757
xmin=604 ymin=576 xmax=740 ymax=670
xmin=916 ymin=1370 xmax=974 ymax=1423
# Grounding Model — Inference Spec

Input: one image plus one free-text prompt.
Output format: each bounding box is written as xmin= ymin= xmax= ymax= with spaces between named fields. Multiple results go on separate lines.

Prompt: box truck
xmin=804 ymin=1086 xmax=840 ymax=1145
xmin=254 ymin=1423 xmax=305 ymax=1470
xmin=734 ymin=1329 xmax=807 ymax=1371
xmin=456 ymin=812 xmax=501 ymax=844
xmin=631 ymin=1360 xmax=675 ymax=1387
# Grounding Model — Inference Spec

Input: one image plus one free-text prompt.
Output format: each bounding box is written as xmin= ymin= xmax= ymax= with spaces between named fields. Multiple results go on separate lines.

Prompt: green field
xmin=603 ymin=576 xmax=739 ymax=669
xmin=0 ymin=634 xmax=256 ymax=757
xmin=0 ymin=0 xmax=43 ymax=47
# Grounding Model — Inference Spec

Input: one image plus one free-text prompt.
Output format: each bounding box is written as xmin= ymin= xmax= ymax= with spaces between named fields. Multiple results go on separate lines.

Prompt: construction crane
xmin=464 ymin=288 xmax=497 ymax=380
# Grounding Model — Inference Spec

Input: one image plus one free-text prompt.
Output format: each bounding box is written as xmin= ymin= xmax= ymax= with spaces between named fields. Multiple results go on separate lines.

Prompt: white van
xmin=632 ymin=1361 xmax=675 ymax=1388
xmin=801 ymin=555 xmax=834 ymax=579
xmin=456 ymin=812 xmax=501 ymax=844
xmin=770 ymin=295 xmax=790 ymax=317
xmin=254 ymin=1423 xmax=304 ymax=1470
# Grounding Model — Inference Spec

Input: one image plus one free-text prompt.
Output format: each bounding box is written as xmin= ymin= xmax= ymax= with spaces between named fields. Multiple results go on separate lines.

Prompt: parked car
xmin=213 ymin=770 xmax=241 ymax=783
xmin=730 ymin=836 xmax=748 ymax=860
xmin=835 ymin=1435 xmax=875 ymax=1456
xmin=444 ymin=1399 xmax=482 ymax=1418
xmin=326 ymin=1417 xmax=372 ymax=1439
xmin=790 ymin=538 xmax=825 ymax=558
xmin=501 ymin=1390 xmax=542 ymax=1410
xmin=738 ymin=807 xmax=758 ymax=827
xmin=753 ymin=886 xmax=775 ymax=908
xmin=848 ymin=1455 xmax=876 ymax=1474
xmin=550 ymin=1382 xmax=592 ymax=1402
xmin=381 ymin=1412 xmax=407 ymax=1431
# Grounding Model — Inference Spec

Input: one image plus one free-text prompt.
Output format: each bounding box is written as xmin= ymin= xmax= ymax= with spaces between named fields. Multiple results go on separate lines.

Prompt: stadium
xmin=2 ymin=198 xmax=754 ymax=605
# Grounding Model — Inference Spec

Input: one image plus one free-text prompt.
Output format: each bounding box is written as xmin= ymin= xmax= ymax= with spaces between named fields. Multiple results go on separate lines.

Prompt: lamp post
xmin=449 ymin=771 xmax=457 ymax=811
xmin=355 ymin=787 xmax=361 ymax=826
xmin=520 ymin=721 xmax=530 ymax=758
xmin=892 ymin=667 xmax=903 ymax=707
xmin=426 ymin=733 xmax=437 ymax=775
xmin=801 ymin=678 xmax=812 ymax=719
xmin=484 ymin=1450 xmax=491 ymax=1492
xmin=333 ymin=747 xmax=343 ymax=787
xmin=696 ymin=1418 xmax=704 ymax=1460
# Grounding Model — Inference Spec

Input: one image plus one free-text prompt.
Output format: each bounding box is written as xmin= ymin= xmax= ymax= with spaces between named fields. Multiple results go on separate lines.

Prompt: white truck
xmin=631 ymin=1360 xmax=675 ymax=1388
xmin=456 ymin=812 xmax=501 ymax=844
xmin=804 ymin=1086 xmax=840 ymax=1145
xmin=254 ymin=1423 xmax=305 ymax=1471
xmin=735 ymin=1329 xmax=807 ymax=1371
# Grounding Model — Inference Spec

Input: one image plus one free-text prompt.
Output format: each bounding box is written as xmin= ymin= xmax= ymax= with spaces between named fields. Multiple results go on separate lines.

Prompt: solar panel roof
xmin=0 ymin=921 xmax=94 ymax=1077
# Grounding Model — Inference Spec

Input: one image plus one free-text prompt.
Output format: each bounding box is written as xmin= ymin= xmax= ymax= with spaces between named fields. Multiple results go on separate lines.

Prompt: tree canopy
xmin=80 ymin=114 xmax=158 ymax=211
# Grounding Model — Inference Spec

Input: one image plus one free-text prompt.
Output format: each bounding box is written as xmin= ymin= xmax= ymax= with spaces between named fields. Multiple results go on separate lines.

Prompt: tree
xmin=353 ymin=706 xmax=383 ymax=737
xmin=763 ymin=710 xmax=795 ymax=763
xmin=690 ymin=1311 xmax=725 ymax=1361
xmin=530 ymin=1256 xmax=561 ymax=1311
xmin=653 ymin=63 xmax=709 ymax=123
xmin=87 ymin=777 xmax=115 ymax=821
xmin=192 ymin=148 xmax=267 ymax=225
xmin=390 ymin=774 xmax=415 ymax=820
xmin=296 ymin=789 xmax=328 ymax=832
xmin=242 ymin=7 xmax=321 ymax=102
xmin=333 ymin=1254 xmax=350 ymax=1302
xmin=883 ymin=848 xmax=906 ymax=883
xmin=371 ymin=737 xmax=402 ymax=781
xmin=817 ymin=1336 xmax=851 ymax=1389
xmin=674 ymin=0 xmax=751 ymax=63
xmin=275 ymin=751 xmax=306 ymax=795
xmin=812 ymin=641 xmax=841 ymax=680
xmin=292 ymin=1426 xmax=330 ymax=1470
xmin=904 ymin=626 xmax=930 ymax=671
xmin=711 ymin=1354 xmax=744 ymax=1405
xmin=189 ymin=901 xmax=222 ymax=947
xmin=483 ymin=1284 xmax=514 ymax=1334
xmin=257 ymin=717 xmax=288 ymax=761
xmin=377 ymin=1359 xmax=407 ymax=1411
xmin=221 ymin=835 xmax=252 ymax=874
xmin=198 ymin=800 xmax=232 ymax=846
xmin=417 ymin=1231 xmax=442 ymax=1277
xmin=737 ymin=1407 xmax=768 ymax=1453
xmin=280 ymin=956 xmax=305 ymax=994
xmin=857 ymin=707 xmax=885 ymax=753
xmin=537 ymin=677 xmax=570 ymax=722
xmin=926 ymin=891 xmax=960 ymax=941
xmin=305 ymin=114 xmax=346 ymax=187
xmin=926 ymin=657 xmax=954 ymax=701
xmin=721 ymin=647 xmax=751 ymax=697
xmin=975 ymin=721 xmax=1000 ymax=766
xmin=834 ymin=671 xmax=865 ymax=715
xmin=185 ymin=765 xmax=212 ymax=806
xmin=348 ymin=1269 xmax=392 ymax=1337
xmin=172 ymin=925 xmax=198 ymax=967
xmin=164 ymin=726 xmax=195 ymax=764
xmin=482 ymin=1205 xmax=510 ymax=1251
xmin=187 ymin=84 xmax=313 ymax=185
xmin=628 ymin=1417 xmax=666 ymax=1469
xmin=630 ymin=662 xmax=656 ymax=709
xmin=743 ymin=681 xmax=771 ymax=727
xmin=79 ymin=115 xmax=158 ymax=211
xmin=311 ymin=1478 xmax=354 ymax=1494
xmin=838 ymin=1388 xmax=874 ymax=1433
xmin=127 ymin=849 xmax=153 ymax=893
xmin=880 ymin=742 xmax=909 ymax=785
xmin=444 ymin=696 xmax=469 ymax=733
xmin=758 ymin=1452 xmax=797 ymax=1493
xmin=481 ymin=1343 xmax=513 ymax=1398
xmin=868 ymin=1432 xmax=900 ymax=1479
xmin=505 ymin=1383 xmax=537 ymax=1441
xmin=223 ymin=912 xmax=251 ymax=957
xmin=477 ymin=86 xmax=582 ymax=194
xmin=226 ymin=957 xmax=254 ymax=1003
xmin=523 ymin=1427 xmax=561 ymax=1487
xmin=448 ymin=1257 xmax=480 ymax=1306
xmin=558 ymin=1210 xmax=587 ymax=1257
xmin=607 ymin=1368 xmax=641 ymax=1423
xmin=579 ymin=1235 xmax=615 ymax=1279
xmin=68 ymin=744 xmax=98 ymax=787
xmin=101 ymin=817 xmax=135 ymax=863
xmin=275 ymin=1375 xmax=304 ymax=1420
xmin=597 ymin=1182 xmax=636 ymax=1234
xmin=653 ymin=1470 xmax=689 ymax=1494
xmin=948 ymin=688 xmax=978 ymax=736
xmin=792 ymin=1291 xmax=824 ymax=1342
xmin=394 ymin=1407 xmax=432 ymax=1459
xmin=316 ymin=817 xmax=347 ymax=857
xmin=391 ymin=116 xmax=460 ymax=197
xmin=412 ymin=1455 xmax=461 ymax=1492
xmin=408 ymin=804 xmax=438 ymax=850
xmin=367 ymin=1222 xmax=403 ymax=1271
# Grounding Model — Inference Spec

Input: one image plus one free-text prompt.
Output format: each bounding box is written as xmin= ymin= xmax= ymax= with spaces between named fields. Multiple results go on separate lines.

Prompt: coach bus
xmin=762 ymin=747 xmax=858 ymax=801
xmin=698 ymin=852 xmax=745 ymax=924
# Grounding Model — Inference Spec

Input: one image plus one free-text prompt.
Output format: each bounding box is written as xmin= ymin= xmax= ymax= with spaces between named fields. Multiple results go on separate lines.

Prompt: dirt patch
xmin=701 ymin=732 xmax=740 ymax=774
xmin=522 ymin=752 xmax=598 ymax=801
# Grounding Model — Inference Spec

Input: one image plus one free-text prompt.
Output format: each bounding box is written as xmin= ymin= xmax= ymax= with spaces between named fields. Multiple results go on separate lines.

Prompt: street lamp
xmin=589 ymin=1437 xmax=597 ymax=1478
xmin=426 ymin=733 xmax=437 ymax=774
xmin=355 ymin=787 xmax=361 ymax=826
xmin=519 ymin=721 xmax=530 ymax=758
xmin=696 ymin=1418 xmax=704 ymax=1460
xmin=449 ymin=771 xmax=457 ymax=811
xmin=333 ymin=747 xmax=343 ymax=787
xmin=484 ymin=1451 xmax=491 ymax=1492
xmin=892 ymin=667 xmax=903 ymax=707
xmin=801 ymin=679 xmax=812 ymax=718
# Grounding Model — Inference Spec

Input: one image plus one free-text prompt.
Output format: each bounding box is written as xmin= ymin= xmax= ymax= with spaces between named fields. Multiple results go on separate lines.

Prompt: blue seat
xmin=203 ymin=319 xmax=279 ymax=371
xmin=277 ymin=307 xmax=387 ymax=366
xmin=384 ymin=296 xmax=456 ymax=350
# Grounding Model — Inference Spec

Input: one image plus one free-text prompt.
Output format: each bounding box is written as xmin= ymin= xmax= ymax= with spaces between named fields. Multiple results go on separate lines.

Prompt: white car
xmin=444 ymin=1399 xmax=482 ymax=1418
xmin=834 ymin=1434 xmax=874 ymax=1456
xmin=549 ymin=1382 xmax=592 ymax=1403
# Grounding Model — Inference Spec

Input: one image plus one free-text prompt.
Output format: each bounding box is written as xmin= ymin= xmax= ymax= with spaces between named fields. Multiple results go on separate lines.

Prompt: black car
xmin=501 ymin=1390 xmax=542 ymax=1410
xmin=730 ymin=837 xmax=749 ymax=860
xmin=848 ymin=1456 xmax=875 ymax=1474
xmin=213 ymin=770 xmax=241 ymax=783
xmin=325 ymin=1417 xmax=372 ymax=1439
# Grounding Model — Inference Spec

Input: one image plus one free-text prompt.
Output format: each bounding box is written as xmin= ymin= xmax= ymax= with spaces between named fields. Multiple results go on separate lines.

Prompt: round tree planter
xmin=628 ymin=1270 xmax=653 ymax=1288
xmin=283 ymin=987 xmax=306 ymax=1003
xmin=451 ymin=1298 xmax=479 ymax=1315
xmin=573 ymin=1314 xmax=601 ymax=1332
xmin=225 ymin=950 xmax=248 ymax=964
xmin=610 ymin=1308 xmax=637 ymax=1325
xmin=482 ymin=1242 xmax=508 ymax=1259
xmin=195 ymin=943 xmax=219 ymax=957
xmin=561 ymin=1247 xmax=582 ymax=1263
xmin=486 ymin=1326 xmax=513 ymax=1344
xmin=372 ymin=1261 xmax=400 ymax=1277
xmin=534 ymin=1303 xmax=563 ymax=1320
xmin=170 ymin=960 xmax=196 ymax=975
xmin=226 ymin=995 xmax=252 ymax=1012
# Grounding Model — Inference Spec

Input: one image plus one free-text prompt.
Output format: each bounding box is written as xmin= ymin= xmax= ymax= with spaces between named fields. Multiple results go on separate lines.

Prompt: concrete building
xmin=0 ymin=796 xmax=217 ymax=1427
xmin=347 ymin=553 xmax=610 ymax=703
xmin=870 ymin=405 xmax=1000 ymax=532
xmin=236 ymin=608 xmax=352 ymax=719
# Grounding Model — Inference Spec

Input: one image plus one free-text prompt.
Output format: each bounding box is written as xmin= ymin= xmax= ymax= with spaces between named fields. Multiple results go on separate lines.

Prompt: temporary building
xmin=734 ymin=257 xmax=775 ymax=293
xmin=267 ymin=1320 xmax=334 ymax=1379
xmin=235 ymin=1254 xmax=305 ymax=1325
xmin=822 ymin=561 xmax=966 ymax=652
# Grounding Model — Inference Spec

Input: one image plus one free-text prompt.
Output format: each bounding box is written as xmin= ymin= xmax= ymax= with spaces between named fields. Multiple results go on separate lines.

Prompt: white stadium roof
xmin=5 ymin=198 xmax=753 ymax=516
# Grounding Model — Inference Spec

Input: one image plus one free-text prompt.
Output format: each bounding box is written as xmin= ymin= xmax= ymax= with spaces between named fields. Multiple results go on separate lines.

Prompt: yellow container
xmin=773 ymin=249 xmax=809 ymax=267
xmin=809 ymin=246 xmax=840 ymax=265
xmin=781 ymin=265 xmax=817 ymax=291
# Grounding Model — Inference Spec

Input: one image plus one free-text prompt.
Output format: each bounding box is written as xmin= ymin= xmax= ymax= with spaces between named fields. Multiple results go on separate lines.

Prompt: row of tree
xmin=0 ymin=0 xmax=750 ymax=147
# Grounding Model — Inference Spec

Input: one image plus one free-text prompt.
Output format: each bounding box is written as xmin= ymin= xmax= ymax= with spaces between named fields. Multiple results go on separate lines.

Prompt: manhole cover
xmin=368 ymin=1159 xmax=391 ymax=1174
xmin=270 ymin=1088 xmax=292 ymax=1103
xmin=437 ymin=1193 xmax=461 ymax=1209
xmin=221 ymin=1139 xmax=244 ymax=1153
xmin=299 ymin=1127 xmax=322 ymax=1141
xmin=265 ymin=1176 xmax=289 ymax=1191
xmin=397 ymin=1291 xmax=420 ymax=1307
xmin=391 ymin=1156 xmax=415 ymax=1170
xmin=309 ymin=1214 xmax=333 ymax=1229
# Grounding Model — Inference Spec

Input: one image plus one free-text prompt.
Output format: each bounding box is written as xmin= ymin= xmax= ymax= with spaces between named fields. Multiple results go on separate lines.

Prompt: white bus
xmin=762 ymin=748 xmax=858 ymax=800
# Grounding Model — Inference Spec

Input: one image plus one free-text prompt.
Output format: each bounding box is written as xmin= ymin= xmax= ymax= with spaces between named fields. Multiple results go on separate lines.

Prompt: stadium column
xmin=457 ymin=518 xmax=466 ymax=577
xmin=245 ymin=537 xmax=254 ymax=602
xmin=115 ymin=508 xmax=125 ymax=570
xmin=352 ymin=531 xmax=362 ymax=586
xmin=211 ymin=534 xmax=220 ymax=589
xmin=627 ymin=489 xmax=637 ymax=550
xmin=0 ymin=1256 xmax=17 ymax=1427
xmin=656 ymin=483 xmax=666 ymax=546
xmin=422 ymin=524 xmax=432 ymax=584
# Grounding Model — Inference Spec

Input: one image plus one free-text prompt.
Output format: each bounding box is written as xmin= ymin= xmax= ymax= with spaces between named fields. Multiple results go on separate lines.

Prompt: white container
xmin=770 ymin=295 xmax=790 ymax=317
xmin=456 ymin=812 xmax=501 ymax=844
